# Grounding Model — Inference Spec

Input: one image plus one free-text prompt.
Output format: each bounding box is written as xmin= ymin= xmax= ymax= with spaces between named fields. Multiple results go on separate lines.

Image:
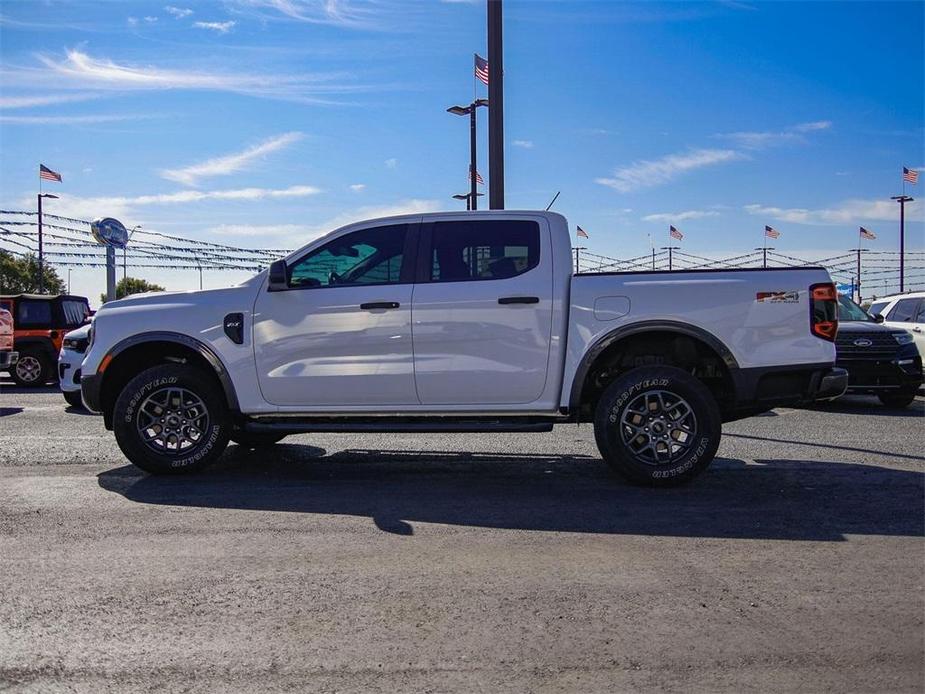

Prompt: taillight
xmin=810 ymin=282 xmax=838 ymax=341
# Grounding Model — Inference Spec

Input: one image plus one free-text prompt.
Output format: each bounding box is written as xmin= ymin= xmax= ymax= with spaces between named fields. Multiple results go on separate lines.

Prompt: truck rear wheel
xmin=594 ymin=366 xmax=721 ymax=486
xmin=113 ymin=364 xmax=230 ymax=475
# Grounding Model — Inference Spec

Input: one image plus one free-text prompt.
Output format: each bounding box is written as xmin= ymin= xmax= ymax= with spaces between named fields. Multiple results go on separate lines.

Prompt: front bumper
xmin=840 ymin=354 xmax=924 ymax=394
xmin=0 ymin=350 xmax=18 ymax=369
xmin=57 ymin=349 xmax=85 ymax=393
xmin=80 ymin=372 xmax=103 ymax=415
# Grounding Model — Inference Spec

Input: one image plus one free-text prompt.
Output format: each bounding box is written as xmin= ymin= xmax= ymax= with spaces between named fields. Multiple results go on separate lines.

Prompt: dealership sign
xmin=91 ymin=217 xmax=129 ymax=249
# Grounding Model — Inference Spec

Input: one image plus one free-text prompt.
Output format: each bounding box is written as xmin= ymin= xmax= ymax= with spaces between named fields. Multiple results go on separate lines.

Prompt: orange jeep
xmin=0 ymin=294 xmax=91 ymax=386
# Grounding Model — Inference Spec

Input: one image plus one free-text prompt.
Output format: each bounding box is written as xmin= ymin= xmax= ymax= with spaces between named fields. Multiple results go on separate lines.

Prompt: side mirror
xmin=267 ymin=259 xmax=288 ymax=292
xmin=873 ymin=313 xmax=884 ymax=324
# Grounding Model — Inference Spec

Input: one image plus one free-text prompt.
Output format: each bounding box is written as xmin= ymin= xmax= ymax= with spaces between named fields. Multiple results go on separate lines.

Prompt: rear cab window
xmin=428 ymin=219 xmax=540 ymax=282
xmin=61 ymin=299 xmax=90 ymax=328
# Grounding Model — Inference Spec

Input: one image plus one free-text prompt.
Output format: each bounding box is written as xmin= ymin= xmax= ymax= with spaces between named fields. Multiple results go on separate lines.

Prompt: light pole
xmin=37 ymin=193 xmax=59 ymax=293
xmin=447 ymin=98 xmax=489 ymax=210
xmin=661 ymin=246 xmax=680 ymax=271
xmin=891 ymin=195 xmax=913 ymax=292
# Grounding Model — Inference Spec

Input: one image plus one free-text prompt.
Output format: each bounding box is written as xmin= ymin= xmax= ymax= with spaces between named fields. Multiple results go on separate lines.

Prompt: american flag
xmin=576 ymin=225 xmax=589 ymax=239
xmin=39 ymin=164 xmax=61 ymax=182
xmin=669 ymin=225 xmax=683 ymax=240
xmin=903 ymin=167 xmax=919 ymax=184
xmin=765 ymin=225 xmax=780 ymax=239
xmin=468 ymin=168 xmax=484 ymax=185
xmin=474 ymin=54 xmax=489 ymax=86
xmin=860 ymin=226 xmax=876 ymax=240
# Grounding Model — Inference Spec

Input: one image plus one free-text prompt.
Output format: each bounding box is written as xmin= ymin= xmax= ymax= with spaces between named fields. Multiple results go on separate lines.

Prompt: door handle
xmin=913 ymin=327 xmax=923 ymax=333
xmin=498 ymin=296 xmax=540 ymax=305
xmin=360 ymin=301 xmax=400 ymax=310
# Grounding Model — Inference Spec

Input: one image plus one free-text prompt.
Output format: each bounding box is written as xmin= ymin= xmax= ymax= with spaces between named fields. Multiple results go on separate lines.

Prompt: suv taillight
xmin=810 ymin=282 xmax=838 ymax=341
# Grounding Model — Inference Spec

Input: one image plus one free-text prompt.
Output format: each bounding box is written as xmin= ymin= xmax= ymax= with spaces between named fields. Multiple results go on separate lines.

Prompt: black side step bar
xmin=243 ymin=417 xmax=555 ymax=434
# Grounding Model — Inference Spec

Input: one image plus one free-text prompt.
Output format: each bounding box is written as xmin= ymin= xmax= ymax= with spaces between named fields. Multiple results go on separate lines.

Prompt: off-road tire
xmin=594 ymin=365 xmax=722 ymax=486
xmin=12 ymin=349 xmax=51 ymax=387
xmin=230 ymin=432 xmax=287 ymax=447
xmin=63 ymin=389 xmax=84 ymax=409
xmin=113 ymin=364 xmax=229 ymax=475
xmin=877 ymin=390 xmax=917 ymax=409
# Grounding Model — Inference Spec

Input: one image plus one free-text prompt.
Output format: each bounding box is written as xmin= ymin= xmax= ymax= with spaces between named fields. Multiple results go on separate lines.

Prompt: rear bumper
xmin=727 ymin=363 xmax=847 ymax=420
xmin=814 ymin=367 xmax=849 ymax=400
xmin=0 ymin=350 xmax=18 ymax=369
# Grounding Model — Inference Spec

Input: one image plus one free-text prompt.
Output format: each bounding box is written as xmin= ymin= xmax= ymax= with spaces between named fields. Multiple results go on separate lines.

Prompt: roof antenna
xmin=545 ymin=191 xmax=560 ymax=211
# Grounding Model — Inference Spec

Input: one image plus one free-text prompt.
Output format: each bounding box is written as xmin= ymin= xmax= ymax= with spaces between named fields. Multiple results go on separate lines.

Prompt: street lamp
xmin=37 ymin=193 xmax=59 ymax=293
xmin=447 ymin=98 xmax=489 ymax=210
xmin=452 ymin=192 xmax=484 ymax=210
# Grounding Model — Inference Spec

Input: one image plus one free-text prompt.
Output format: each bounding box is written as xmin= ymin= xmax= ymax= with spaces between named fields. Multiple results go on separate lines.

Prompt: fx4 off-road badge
xmin=756 ymin=291 xmax=799 ymax=303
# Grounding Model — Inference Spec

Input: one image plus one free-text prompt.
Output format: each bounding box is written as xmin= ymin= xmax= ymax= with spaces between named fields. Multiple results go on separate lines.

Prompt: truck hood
xmin=97 ymin=273 xmax=264 ymax=312
xmin=836 ymin=320 xmax=901 ymax=335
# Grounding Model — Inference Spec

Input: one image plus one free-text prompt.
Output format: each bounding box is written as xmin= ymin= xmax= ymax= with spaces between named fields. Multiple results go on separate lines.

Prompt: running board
xmin=243 ymin=417 xmax=555 ymax=434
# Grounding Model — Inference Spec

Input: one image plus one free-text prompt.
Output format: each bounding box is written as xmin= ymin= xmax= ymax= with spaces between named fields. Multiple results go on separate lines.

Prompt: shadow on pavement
xmin=0 ymin=407 xmax=24 ymax=417
xmin=97 ymin=444 xmax=925 ymax=540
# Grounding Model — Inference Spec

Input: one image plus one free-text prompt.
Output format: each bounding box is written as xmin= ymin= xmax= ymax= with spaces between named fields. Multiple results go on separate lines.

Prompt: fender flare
xmin=13 ymin=336 xmax=56 ymax=361
xmin=103 ymin=331 xmax=240 ymax=411
xmin=568 ymin=320 xmax=740 ymax=411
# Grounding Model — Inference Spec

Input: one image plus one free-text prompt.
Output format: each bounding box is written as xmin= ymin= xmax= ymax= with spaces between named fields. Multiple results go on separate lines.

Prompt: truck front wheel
xmin=593 ymin=366 xmax=721 ymax=486
xmin=113 ymin=364 xmax=230 ymax=475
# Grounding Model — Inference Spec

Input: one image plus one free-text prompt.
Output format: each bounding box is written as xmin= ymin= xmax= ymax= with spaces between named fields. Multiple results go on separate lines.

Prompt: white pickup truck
xmin=80 ymin=211 xmax=846 ymax=485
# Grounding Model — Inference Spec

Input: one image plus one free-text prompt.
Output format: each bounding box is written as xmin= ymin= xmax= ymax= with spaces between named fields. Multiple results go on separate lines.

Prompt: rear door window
xmin=886 ymin=298 xmax=921 ymax=323
xmin=428 ymin=220 xmax=540 ymax=282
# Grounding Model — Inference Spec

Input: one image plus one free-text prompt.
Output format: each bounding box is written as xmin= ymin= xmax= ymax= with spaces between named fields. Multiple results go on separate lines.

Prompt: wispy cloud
xmin=206 ymin=198 xmax=442 ymax=247
xmin=642 ymin=210 xmax=720 ymax=223
xmin=349 ymin=183 xmax=366 ymax=191
xmin=717 ymin=120 xmax=832 ymax=149
xmin=165 ymin=6 xmax=194 ymax=18
xmin=0 ymin=113 xmax=156 ymax=125
xmin=28 ymin=185 xmax=321 ymax=221
xmin=209 ymin=223 xmax=312 ymax=237
xmin=596 ymin=148 xmax=742 ymax=193
xmin=0 ymin=93 xmax=101 ymax=109
xmin=160 ymin=132 xmax=304 ymax=186
xmin=21 ymin=49 xmax=361 ymax=104
xmin=512 ymin=139 xmax=534 ymax=149
xmin=193 ymin=20 xmax=236 ymax=33
xmin=384 ymin=158 xmax=398 ymax=169
xmin=745 ymin=199 xmax=920 ymax=225
xmin=231 ymin=0 xmax=379 ymax=28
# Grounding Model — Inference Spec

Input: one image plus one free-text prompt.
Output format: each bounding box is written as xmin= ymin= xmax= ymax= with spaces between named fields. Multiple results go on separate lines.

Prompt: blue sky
xmin=1 ymin=0 xmax=923 ymax=300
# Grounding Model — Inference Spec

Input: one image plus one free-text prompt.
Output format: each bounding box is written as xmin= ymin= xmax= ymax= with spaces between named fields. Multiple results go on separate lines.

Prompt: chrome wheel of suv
xmin=136 ymin=386 xmax=211 ymax=455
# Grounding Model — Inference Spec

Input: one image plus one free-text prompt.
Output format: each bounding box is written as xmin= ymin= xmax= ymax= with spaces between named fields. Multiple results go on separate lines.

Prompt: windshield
xmin=838 ymin=294 xmax=874 ymax=322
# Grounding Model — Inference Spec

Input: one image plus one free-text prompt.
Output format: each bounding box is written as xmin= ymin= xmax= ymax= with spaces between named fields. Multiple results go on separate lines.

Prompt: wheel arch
xmin=569 ymin=320 xmax=740 ymax=418
xmin=98 ymin=332 xmax=239 ymax=428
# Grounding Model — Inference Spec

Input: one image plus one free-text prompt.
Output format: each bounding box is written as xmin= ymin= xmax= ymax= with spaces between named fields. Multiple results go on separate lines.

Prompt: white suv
xmin=868 ymin=291 xmax=925 ymax=357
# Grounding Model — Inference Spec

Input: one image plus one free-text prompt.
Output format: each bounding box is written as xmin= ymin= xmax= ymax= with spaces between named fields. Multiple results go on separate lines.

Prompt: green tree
xmin=100 ymin=276 xmax=166 ymax=304
xmin=0 ymin=251 xmax=65 ymax=294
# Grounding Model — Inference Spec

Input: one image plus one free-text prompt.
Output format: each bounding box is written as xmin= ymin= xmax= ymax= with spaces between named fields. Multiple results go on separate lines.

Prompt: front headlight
xmin=893 ymin=331 xmax=914 ymax=345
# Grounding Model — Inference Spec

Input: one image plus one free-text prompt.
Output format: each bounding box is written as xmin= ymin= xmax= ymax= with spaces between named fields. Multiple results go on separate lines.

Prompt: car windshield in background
xmin=838 ymin=294 xmax=874 ymax=322
xmin=868 ymin=301 xmax=889 ymax=317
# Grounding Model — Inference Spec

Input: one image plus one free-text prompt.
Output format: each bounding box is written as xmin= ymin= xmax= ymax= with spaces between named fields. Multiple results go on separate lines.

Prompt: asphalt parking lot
xmin=1 ymin=383 xmax=923 ymax=692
